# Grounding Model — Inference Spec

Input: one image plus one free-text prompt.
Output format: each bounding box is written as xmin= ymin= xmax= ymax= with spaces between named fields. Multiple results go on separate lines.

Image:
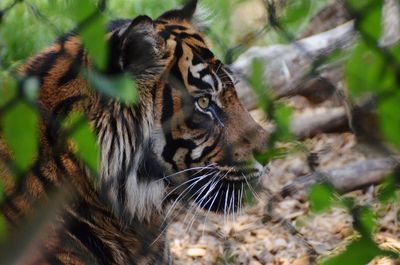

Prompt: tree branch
xmin=280 ymin=157 xmax=399 ymax=198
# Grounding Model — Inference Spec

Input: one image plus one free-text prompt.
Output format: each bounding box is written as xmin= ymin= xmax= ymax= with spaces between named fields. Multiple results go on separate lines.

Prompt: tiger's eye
xmin=197 ymin=96 xmax=210 ymax=109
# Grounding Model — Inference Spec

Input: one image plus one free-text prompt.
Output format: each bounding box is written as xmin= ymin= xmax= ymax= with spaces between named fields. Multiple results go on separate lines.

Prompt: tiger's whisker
xmin=242 ymin=172 xmax=262 ymax=201
xmin=162 ymin=171 xmax=216 ymax=224
xmin=155 ymin=163 xmax=216 ymax=183
xmin=185 ymin=174 xmax=221 ymax=233
xmin=201 ymin=190 xmax=220 ymax=239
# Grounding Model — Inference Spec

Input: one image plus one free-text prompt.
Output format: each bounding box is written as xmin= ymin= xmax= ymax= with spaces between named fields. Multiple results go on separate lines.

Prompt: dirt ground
xmin=167 ymin=96 xmax=400 ymax=265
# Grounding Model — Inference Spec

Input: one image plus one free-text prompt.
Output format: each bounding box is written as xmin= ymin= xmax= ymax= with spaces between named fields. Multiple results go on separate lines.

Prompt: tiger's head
xmin=103 ymin=0 xmax=268 ymax=220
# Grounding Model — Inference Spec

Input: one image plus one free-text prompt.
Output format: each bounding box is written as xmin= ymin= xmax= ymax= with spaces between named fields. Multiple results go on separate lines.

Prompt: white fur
xmin=98 ymin=103 xmax=164 ymax=221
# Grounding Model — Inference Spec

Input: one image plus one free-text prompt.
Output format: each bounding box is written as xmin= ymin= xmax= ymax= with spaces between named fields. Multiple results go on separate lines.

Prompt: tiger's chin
xmin=188 ymin=162 xmax=265 ymax=214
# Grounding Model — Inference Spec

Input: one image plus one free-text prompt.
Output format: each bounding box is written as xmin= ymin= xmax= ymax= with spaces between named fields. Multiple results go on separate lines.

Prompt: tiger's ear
xmin=158 ymin=0 xmax=198 ymax=22
xmin=109 ymin=15 xmax=166 ymax=77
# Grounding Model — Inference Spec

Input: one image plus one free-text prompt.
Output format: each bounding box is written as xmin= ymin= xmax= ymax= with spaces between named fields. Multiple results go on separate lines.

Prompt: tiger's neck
xmin=92 ymin=95 xmax=166 ymax=221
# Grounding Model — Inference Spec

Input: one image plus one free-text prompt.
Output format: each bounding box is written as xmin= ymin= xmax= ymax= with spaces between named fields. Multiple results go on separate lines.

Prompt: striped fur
xmin=0 ymin=0 xmax=268 ymax=264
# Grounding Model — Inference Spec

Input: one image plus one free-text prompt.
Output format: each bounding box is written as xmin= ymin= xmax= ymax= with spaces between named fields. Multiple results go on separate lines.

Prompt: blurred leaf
xmin=274 ymin=103 xmax=293 ymax=141
xmin=70 ymin=0 xmax=107 ymax=70
xmin=352 ymin=206 xmax=376 ymax=237
xmin=346 ymin=41 xmax=395 ymax=96
xmin=243 ymin=187 xmax=257 ymax=207
xmin=389 ymin=43 xmax=400 ymax=61
xmin=0 ymin=180 xmax=4 ymax=202
xmin=281 ymin=0 xmax=311 ymax=26
xmin=323 ymin=237 xmax=384 ymax=265
xmin=81 ymin=16 xmax=108 ymax=70
xmin=70 ymin=0 xmax=96 ymax=25
xmin=65 ymin=112 xmax=99 ymax=173
xmin=379 ymin=174 xmax=398 ymax=202
xmin=23 ymin=77 xmax=40 ymax=102
xmin=346 ymin=1 xmax=383 ymax=40
xmin=83 ymin=70 xmax=138 ymax=104
xmin=2 ymin=101 xmax=38 ymax=172
xmin=341 ymin=197 xmax=355 ymax=210
xmin=377 ymin=93 xmax=400 ymax=148
xmin=249 ymin=59 xmax=271 ymax=113
xmin=0 ymin=76 xmax=17 ymax=107
xmin=309 ymin=183 xmax=336 ymax=212
xmin=254 ymin=149 xmax=275 ymax=165
xmin=345 ymin=0 xmax=368 ymax=9
xmin=0 ymin=214 xmax=7 ymax=242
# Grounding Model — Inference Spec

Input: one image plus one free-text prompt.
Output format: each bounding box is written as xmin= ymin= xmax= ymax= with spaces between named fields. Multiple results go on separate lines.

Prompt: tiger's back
xmin=1 ymin=31 xmax=170 ymax=265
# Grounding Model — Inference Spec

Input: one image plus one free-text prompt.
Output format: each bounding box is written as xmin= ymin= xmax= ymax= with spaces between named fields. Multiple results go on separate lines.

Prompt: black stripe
xmin=187 ymin=43 xmax=214 ymax=60
xmin=25 ymin=51 xmax=60 ymax=85
xmin=57 ymin=47 xmax=84 ymax=87
xmin=192 ymin=132 xmax=222 ymax=163
xmin=45 ymin=96 xmax=84 ymax=147
xmin=108 ymin=118 xmax=117 ymax=162
xmin=161 ymin=84 xmax=174 ymax=126
xmin=32 ymin=161 xmax=55 ymax=191
xmin=137 ymin=150 xmax=165 ymax=182
xmin=177 ymin=32 xmax=204 ymax=43
xmin=116 ymin=156 xmax=127 ymax=213
xmin=164 ymin=24 xmax=188 ymax=31
xmin=46 ymin=253 xmax=64 ymax=265
xmin=1 ymin=197 xmax=20 ymax=217
xmin=65 ymin=212 xmax=115 ymax=265
xmin=53 ymin=95 xmax=85 ymax=117
xmin=187 ymin=68 xmax=213 ymax=91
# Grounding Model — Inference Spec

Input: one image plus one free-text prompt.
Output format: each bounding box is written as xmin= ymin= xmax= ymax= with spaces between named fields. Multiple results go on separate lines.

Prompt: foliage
xmin=0 ymin=0 xmax=399 ymax=263
xmin=248 ymin=0 xmax=400 ymax=264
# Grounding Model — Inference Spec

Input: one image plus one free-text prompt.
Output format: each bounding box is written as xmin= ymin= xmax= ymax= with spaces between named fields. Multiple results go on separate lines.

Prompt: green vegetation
xmin=0 ymin=0 xmax=399 ymax=264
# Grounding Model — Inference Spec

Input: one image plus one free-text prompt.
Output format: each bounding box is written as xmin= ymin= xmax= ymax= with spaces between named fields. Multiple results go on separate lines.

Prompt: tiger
xmin=0 ymin=0 xmax=269 ymax=264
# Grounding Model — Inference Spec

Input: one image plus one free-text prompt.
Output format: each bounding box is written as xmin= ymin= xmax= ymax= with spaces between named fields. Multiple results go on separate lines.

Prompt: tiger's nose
xmin=232 ymin=123 xmax=269 ymax=162
xmin=240 ymin=123 xmax=269 ymax=153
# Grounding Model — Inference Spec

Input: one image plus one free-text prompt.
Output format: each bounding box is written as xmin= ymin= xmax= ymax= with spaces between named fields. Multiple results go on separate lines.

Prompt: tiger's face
xmin=104 ymin=0 xmax=268 ymax=220
xmin=150 ymin=2 xmax=269 ymax=213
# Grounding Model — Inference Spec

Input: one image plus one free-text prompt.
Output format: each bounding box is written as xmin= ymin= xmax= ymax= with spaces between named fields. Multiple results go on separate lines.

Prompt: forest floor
xmin=167 ymin=96 xmax=400 ymax=265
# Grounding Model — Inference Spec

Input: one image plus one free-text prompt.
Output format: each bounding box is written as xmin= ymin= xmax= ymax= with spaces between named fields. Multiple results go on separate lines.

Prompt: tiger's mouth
xmin=186 ymin=163 xmax=265 ymax=213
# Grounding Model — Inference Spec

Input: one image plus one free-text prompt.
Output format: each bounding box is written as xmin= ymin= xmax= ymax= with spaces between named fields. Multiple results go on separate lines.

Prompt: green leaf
xmin=346 ymin=41 xmax=395 ymax=96
xmin=352 ymin=206 xmax=376 ymax=237
xmin=377 ymin=92 xmax=400 ymax=148
xmin=81 ymin=15 xmax=108 ymax=70
xmin=0 ymin=180 xmax=4 ymax=202
xmin=274 ymin=103 xmax=293 ymax=141
xmin=243 ymin=187 xmax=257 ymax=207
xmin=281 ymin=0 xmax=311 ymax=26
xmin=323 ymin=237 xmax=384 ymax=265
xmin=0 ymin=76 xmax=17 ymax=107
xmin=83 ymin=70 xmax=138 ymax=104
xmin=347 ymin=0 xmax=383 ymax=40
xmin=308 ymin=183 xmax=336 ymax=212
xmin=0 ymin=214 xmax=7 ymax=242
xmin=341 ymin=197 xmax=355 ymax=210
xmin=2 ymin=101 xmax=38 ymax=172
xmin=254 ymin=149 xmax=275 ymax=165
xmin=379 ymin=174 xmax=398 ymax=202
xmin=70 ymin=0 xmax=107 ymax=70
xmin=249 ymin=59 xmax=271 ymax=114
xmin=66 ymin=112 xmax=99 ymax=173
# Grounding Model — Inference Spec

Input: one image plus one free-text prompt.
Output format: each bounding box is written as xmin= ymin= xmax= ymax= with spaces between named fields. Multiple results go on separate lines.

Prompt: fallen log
xmin=279 ymin=157 xmax=399 ymax=198
xmin=233 ymin=21 xmax=355 ymax=109
xmin=290 ymin=107 xmax=349 ymax=140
